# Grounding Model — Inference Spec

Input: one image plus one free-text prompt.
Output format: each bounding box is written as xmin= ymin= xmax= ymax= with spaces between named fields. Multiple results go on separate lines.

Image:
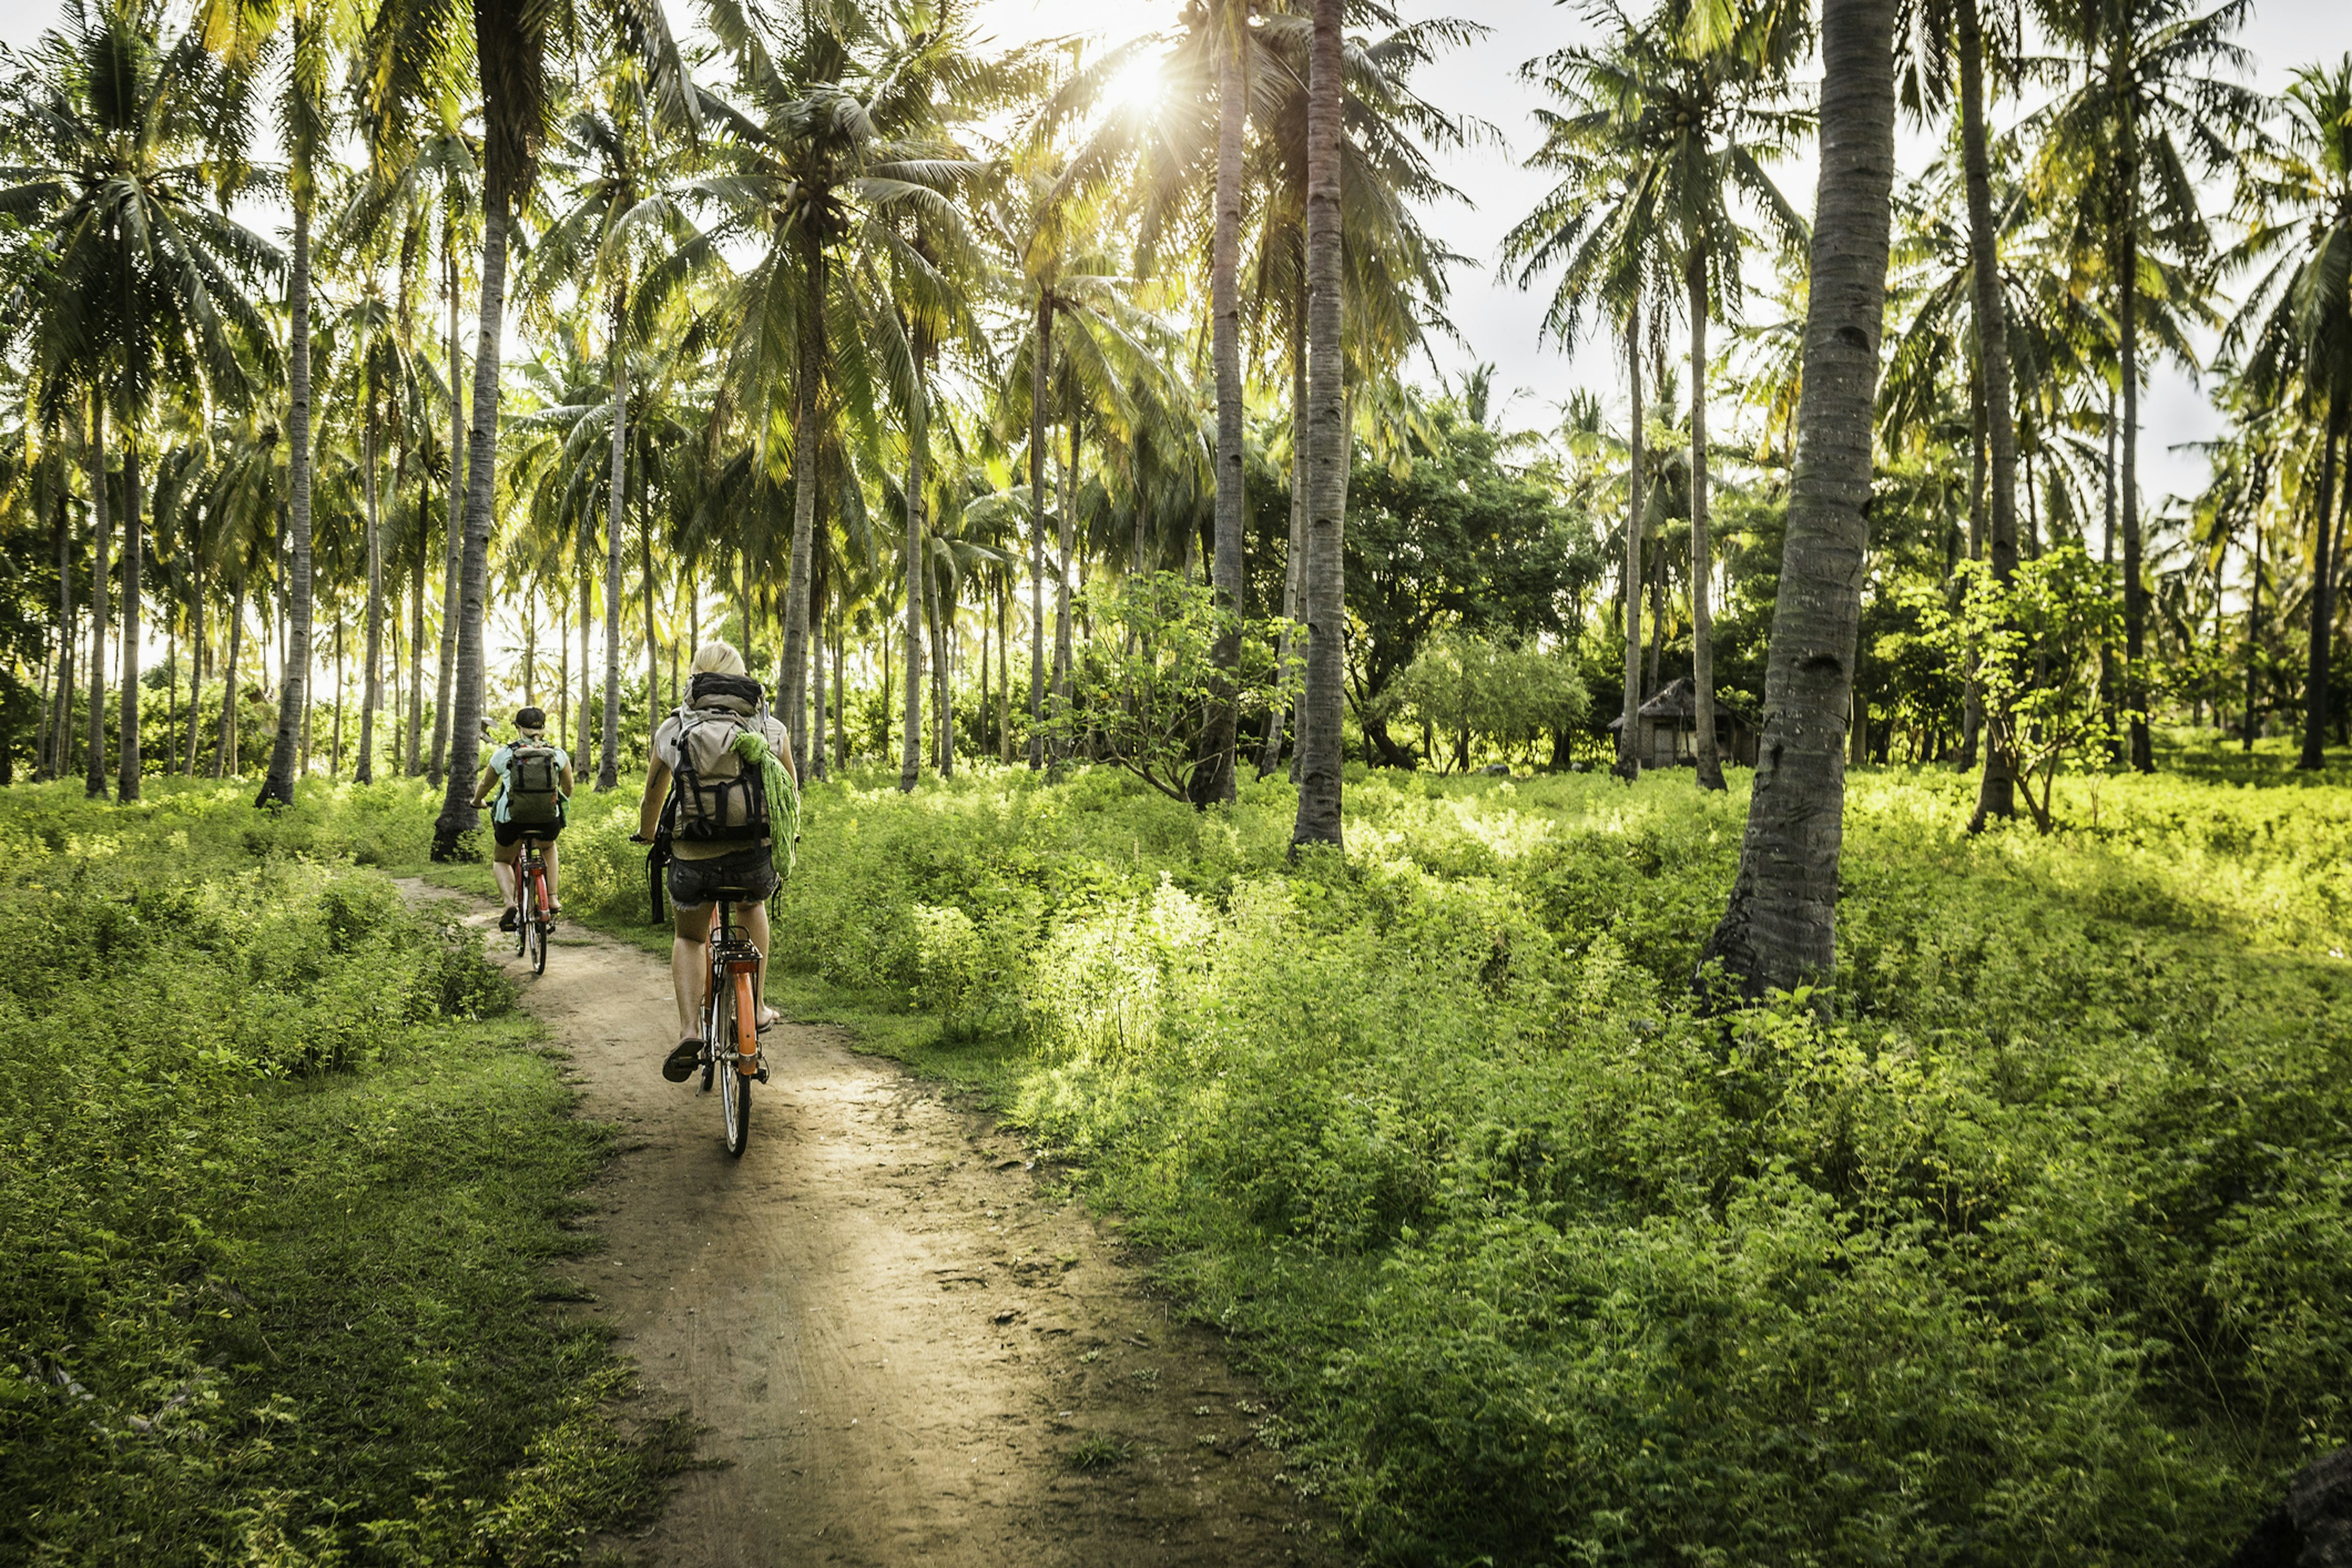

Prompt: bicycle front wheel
xmin=715 ymin=974 xmax=751 ymax=1157
xmin=528 ymin=911 xmax=548 ymax=974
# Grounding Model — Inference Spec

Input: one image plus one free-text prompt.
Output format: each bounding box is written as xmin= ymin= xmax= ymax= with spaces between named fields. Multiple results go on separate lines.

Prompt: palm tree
xmin=1511 ymin=4 xmax=1803 ymax=793
xmin=1506 ymin=23 xmax=1667 ymax=782
xmin=2 ymin=0 xmax=279 ymax=804
xmin=1899 ymin=0 xmax=2029 ymax=816
xmin=2034 ymin=0 xmax=2260 ymax=772
xmin=530 ymin=58 xmax=695 ymax=789
xmin=2226 ymin=56 xmax=2352 ymax=772
xmin=361 ymin=0 xmax=692 ymax=851
xmin=1698 ymin=0 xmax=1899 ymax=994
xmin=1195 ymin=0 xmax=1249 ymax=804
xmin=679 ymin=3 xmax=970 ymax=771
xmin=1291 ymin=0 xmax=1346 ymax=848
xmin=194 ymin=0 xmax=365 ymax=809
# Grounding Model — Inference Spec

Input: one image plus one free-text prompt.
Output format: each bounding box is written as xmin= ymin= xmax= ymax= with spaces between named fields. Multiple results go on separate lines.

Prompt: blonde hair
xmin=690 ymin=640 xmax=747 ymax=677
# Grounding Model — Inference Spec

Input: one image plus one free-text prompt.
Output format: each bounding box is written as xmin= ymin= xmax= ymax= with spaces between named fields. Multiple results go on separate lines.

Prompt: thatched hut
xmin=1607 ymin=677 xmax=1758 ymax=768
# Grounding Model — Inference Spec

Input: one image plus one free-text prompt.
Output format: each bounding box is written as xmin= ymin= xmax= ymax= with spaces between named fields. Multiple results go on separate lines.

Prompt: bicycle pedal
xmin=755 ymin=1063 xmax=770 ymax=1084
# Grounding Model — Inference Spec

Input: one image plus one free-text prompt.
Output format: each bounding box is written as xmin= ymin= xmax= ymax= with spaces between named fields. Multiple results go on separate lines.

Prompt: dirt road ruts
xmin=416 ymin=887 xmax=1328 ymax=1567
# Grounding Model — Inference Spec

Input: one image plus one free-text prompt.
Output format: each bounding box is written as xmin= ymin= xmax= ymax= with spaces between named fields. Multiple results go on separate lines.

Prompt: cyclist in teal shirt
xmin=470 ymin=707 xmax=575 ymax=930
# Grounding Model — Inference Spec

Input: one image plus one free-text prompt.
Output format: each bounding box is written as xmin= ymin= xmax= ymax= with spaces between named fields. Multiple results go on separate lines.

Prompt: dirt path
xmin=421 ymin=889 xmax=1327 ymax=1567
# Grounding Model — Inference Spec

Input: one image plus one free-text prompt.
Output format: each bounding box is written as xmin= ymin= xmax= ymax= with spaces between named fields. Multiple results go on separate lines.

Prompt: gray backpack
xmin=666 ymin=674 xmax=771 ymax=845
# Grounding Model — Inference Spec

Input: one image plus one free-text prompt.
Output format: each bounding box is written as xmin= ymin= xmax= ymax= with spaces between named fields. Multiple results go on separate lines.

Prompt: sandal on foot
xmin=756 ymin=1008 xmax=780 ymax=1034
xmin=662 ymin=1038 xmax=702 ymax=1083
xmin=499 ymin=908 xmax=521 ymax=932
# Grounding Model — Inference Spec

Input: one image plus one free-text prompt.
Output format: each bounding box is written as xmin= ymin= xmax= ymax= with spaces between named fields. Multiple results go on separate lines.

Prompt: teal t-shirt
xmin=488 ymin=741 xmax=571 ymax=824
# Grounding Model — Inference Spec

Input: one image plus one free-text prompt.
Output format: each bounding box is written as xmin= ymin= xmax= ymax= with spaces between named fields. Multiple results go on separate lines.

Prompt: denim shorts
xmin=666 ymin=846 xmax=778 ymax=911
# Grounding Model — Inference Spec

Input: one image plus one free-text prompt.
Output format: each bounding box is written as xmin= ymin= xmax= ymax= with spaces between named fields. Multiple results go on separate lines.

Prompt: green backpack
xmin=505 ymin=742 xmax=564 ymax=826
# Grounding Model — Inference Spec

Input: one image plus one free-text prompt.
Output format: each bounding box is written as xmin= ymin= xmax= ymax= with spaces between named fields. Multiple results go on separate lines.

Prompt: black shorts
xmin=494 ymin=817 xmax=563 ymax=848
xmin=667 ymin=845 xmax=778 ymax=911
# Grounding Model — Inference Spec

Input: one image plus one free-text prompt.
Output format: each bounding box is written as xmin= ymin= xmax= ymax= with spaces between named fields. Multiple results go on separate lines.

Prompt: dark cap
xmin=514 ymin=707 xmax=547 ymax=732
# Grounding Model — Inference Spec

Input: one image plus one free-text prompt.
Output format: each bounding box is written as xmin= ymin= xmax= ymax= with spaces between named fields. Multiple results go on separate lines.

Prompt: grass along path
xmin=426 ymin=881 xmax=1329 ymax=1567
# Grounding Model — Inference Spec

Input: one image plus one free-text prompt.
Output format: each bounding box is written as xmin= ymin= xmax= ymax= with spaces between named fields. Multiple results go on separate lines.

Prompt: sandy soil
xmin=422 ymin=888 xmax=1330 ymax=1567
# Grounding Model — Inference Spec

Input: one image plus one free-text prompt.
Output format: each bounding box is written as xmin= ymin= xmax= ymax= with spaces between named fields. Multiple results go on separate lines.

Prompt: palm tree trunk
xmin=2245 ymin=519 xmax=2261 ymax=750
xmin=782 ymin=231 xmax=826 ymax=765
xmin=407 ymin=544 xmax=424 ymax=774
xmin=1055 ymin=417 xmax=1077 ymax=747
xmin=1028 ymin=293 xmax=1052 ymax=769
xmin=214 ymin=572 xmax=244 ymax=777
xmin=431 ymin=233 xmax=465 ymax=786
xmin=1959 ymin=368 xmax=1985 ymax=767
xmin=926 ymin=581 xmax=945 ymax=775
xmin=998 ymin=569 xmax=1011 ymax=763
xmin=2117 ymin=86 xmax=2152 ymax=773
xmin=1617 ymin=302 xmax=1646 ymax=780
xmin=1261 ymin=318 xmax=1307 ymax=778
xmin=117 ymin=428 xmax=142 ymax=801
xmin=1960 ymin=0 xmax=2019 ymax=821
xmin=47 ymin=492 xmax=72 ymax=781
xmin=185 ymin=548 xmax=203 ymax=776
xmin=259 ymin=200 xmax=316 ymax=807
xmin=578 ymin=543 xmax=594 ymax=766
xmin=1291 ymin=0 xmax=1348 ymax=849
xmin=85 ymin=396 xmax=111 ymax=797
xmin=433 ymin=186 xmax=513 ymax=855
xmin=642 ymin=490 xmax=660 ymax=741
xmin=902 ymin=355 xmax=927 ymax=792
xmin=600 ymin=276 xmax=627 ymax=790
xmin=2301 ymin=409 xmax=2340 ymax=770
xmin=1689 ymin=245 xmax=1724 ymax=791
xmin=332 ymin=615 xmax=345 ymax=778
xmin=812 ymin=556 xmax=829 ymax=783
xmin=1698 ymin=0 xmax=1898 ymax=995
xmin=358 ymin=360 xmax=383 ymax=784
xmin=1198 ymin=7 xmax=1248 ymax=805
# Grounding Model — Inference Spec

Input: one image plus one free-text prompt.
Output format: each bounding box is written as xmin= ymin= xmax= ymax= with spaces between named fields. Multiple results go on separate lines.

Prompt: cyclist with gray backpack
xmin=632 ymin=641 xmax=796 ymax=1083
xmin=472 ymin=707 xmax=576 ymax=932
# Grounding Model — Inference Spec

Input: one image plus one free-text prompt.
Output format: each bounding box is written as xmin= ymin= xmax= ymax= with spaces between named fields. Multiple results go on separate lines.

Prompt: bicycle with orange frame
xmin=513 ymin=832 xmax=554 ymax=976
xmin=696 ymin=891 xmax=766 ymax=1156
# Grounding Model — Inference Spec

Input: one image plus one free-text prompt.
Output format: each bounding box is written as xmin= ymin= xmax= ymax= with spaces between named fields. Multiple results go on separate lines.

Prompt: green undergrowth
xmin=110 ymin=739 xmax=2352 ymax=1566
xmin=534 ymin=737 xmax=2352 ymax=1567
xmin=0 ymin=780 xmax=688 ymax=1568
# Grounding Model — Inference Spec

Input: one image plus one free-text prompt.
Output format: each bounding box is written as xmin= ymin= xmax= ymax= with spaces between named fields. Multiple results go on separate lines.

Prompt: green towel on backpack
xmin=731 ymin=731 xmax=802 ymax=877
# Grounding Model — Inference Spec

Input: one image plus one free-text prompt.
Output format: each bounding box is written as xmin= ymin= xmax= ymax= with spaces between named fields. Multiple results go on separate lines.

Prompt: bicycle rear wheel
xmin=526 ymin=865 xmax=550 ymax=974
xmin=717 ymin=968 xmax=752 ymax=1157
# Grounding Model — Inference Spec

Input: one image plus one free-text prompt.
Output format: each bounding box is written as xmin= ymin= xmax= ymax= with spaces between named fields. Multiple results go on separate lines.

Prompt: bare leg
xmin=671 ymin=903 xmax=715 ymax=1042
xmin=742 ymin=900 xmax=774 ymax=1023
xmin=492 ymin=840 xmax=520 ymax=911
xmin=543 ymin=839 xmax=560 ymax=910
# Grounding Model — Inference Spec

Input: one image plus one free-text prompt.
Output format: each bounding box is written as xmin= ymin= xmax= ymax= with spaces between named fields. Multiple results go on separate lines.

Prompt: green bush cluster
xmin=0 ymin=780 xmax=680 ymax=1567
xmin=604 ymin=750 xmax=2348 ymax=1566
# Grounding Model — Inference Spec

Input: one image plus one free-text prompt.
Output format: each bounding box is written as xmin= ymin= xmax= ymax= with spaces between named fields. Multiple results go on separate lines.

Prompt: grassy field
xmin=10 ymin=742 xmax=2348 ymax=1566
xmin=0 ymin=785 xmax=689 ymax=1568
